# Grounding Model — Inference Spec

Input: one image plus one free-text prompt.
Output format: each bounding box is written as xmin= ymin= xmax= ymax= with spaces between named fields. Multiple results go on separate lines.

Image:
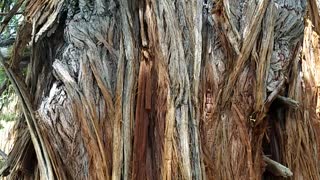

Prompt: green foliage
xmin=0 ymin=159 xmax=3 ymax=169
xmin=0 ymin=67 xmax=5 ymax=83
xmin=0 ymin=112 xmax=15 ymax=122
xmin=0 ymin=84 xmax=16 ymax=127
xmin=0 ymin=0 xmax=26 ymax=127
xmin=0 ymin=83 xmax=13 ymax=102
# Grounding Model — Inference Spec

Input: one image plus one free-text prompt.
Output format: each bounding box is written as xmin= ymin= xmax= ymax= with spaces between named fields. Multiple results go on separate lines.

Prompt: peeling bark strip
xmin=282 ymin=17 xmax=320 ymax=180
xmin=112 ymin=36 xmax=124 ymax=180
xmin=0 ymin=58 xmax=54 ymax=179
xmin=132 ymin=50 xmax=153 ymax=180
xmin=2 ymin=0 xmax=320 ymax=179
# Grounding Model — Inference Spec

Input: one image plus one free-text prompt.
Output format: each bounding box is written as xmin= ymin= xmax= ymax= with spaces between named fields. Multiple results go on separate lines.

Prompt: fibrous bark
xmin=1 ymin=0 xmax=320 ymax=180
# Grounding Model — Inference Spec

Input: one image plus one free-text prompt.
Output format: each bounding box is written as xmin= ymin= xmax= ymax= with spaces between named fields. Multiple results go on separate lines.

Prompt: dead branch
xmin=0 ymin=12 xmax=22 ymax=16
xmin=276 ymin=95 xmax=299 ymax=109
xmin=0 ymin=149 xmax=7 ymax=160
xmin=263 ymin=155 xmax=293 ymax=178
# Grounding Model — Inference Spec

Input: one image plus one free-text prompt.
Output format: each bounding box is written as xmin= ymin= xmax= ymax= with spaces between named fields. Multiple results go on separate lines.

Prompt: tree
xmin=0 ymin=0 xmax=320 ymax=179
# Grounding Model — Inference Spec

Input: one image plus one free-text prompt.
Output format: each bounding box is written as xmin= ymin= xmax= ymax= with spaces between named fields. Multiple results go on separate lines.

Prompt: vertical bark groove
xmin=1 ymin=0 xmax=320 ymax=179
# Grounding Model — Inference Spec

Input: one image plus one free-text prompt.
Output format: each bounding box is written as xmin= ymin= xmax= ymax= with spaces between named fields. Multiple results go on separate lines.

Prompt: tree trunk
xmin=1 ymin=0 xmax=320 ymax=179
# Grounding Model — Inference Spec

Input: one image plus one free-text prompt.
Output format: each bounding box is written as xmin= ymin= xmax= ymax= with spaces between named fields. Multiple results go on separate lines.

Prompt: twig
xmin=0 ymin=79 xmax=8 ymax=97
xmin=0 ymin=149 xmax=7 ymax=160
xmin=276 ymin=95 xmax=299 ymax=109
xmin=263 ymin=155 xmax=293 ymax=178
xmin=0 ymin=12 xmax=22 ymax=16
xmin=0 ymin=0 xmax=25 ymax=34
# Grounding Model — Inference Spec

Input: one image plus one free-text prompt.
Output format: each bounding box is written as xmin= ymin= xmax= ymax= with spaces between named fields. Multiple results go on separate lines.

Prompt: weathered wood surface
xmin=263 ymin=155 xmax=293 ymax=178
xmin=1 ymin=0 xmax=320 ymax=179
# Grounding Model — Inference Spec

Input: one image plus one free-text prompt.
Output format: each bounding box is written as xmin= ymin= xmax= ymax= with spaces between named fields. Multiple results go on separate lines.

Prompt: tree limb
xmin=263 ymin=155 xmax=293 ymax=178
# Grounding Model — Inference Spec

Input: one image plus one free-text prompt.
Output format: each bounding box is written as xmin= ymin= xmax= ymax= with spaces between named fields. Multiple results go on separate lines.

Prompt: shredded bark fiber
xmin=1 ymin=0 xmax=320 ymax=180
